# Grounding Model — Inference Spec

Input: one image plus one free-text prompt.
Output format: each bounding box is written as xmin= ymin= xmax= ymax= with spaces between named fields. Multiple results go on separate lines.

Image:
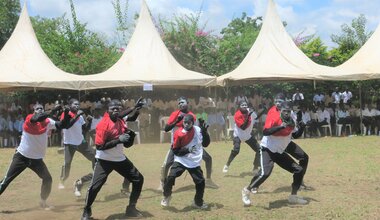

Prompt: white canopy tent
xmin=216 ymin=0 xmax=361 ymax=86
xmin=0 ymin=3 xmax=82 ymax=90
xmin=79 ymin=0 xmax=216 ymax=90
xmin=327 ymin=24 xmax=380 ymax=80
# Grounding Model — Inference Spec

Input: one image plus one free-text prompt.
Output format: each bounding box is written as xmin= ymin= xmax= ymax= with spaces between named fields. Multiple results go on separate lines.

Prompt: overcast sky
xmin=20 ymin=0 xmax=380 ymax=48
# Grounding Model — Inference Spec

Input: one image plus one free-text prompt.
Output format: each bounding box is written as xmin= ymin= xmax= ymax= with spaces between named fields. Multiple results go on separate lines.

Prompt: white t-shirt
xmin=17 ymin=118 xmax=56 ymax=159
xmin=90 ymin=117 xmax=102 ymax=130
xmin=233 ymin=113 xmax=256 ymax=141
xmin=302 ymin=111 xmax=311 ymax=124
xmin=174 ymin=126 xmax=203 ymax=168
xmin=313 ymin=94 xmax=325 ymax=102
xmin=95 ymin=143 xmax=125 ymax=162
xmin=317 ymin=110 xmax=331 ymax=123
xmin=63 ymin=115 xmax=85 ymax=145
xmin=342 ymin=91 xmax=352 ymax=103
xmin=260 ymin=119 xmax=297 ymax=154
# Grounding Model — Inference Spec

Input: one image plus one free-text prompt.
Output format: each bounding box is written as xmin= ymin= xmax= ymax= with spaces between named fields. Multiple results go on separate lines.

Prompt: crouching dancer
xmin=0 ymin=103 xmax=69 ymax=210
xmin=161 ymin=114 xmax=210 ymax=209
xmin=241 ymin=101 xmax=309 ymax=206
xmin=81 ymin=99 xmax=144 ymax=220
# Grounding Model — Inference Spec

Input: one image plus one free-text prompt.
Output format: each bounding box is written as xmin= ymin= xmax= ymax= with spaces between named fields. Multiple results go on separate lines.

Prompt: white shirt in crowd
xmin=331 ymin=92 xmax=342 ymax=104
xmin=301 ymin=111 xmax=311 ymax=124
xmin=317 ymin=109 xmax=331 ymax=124
xmin=341 ymin=91 xmax=352 ymax=103
xmin=234 ymin=95 xmax=248 ymax=105
xmin=336 ymin=110 xmax=349 ymax=119
xmin=313 ymin=94 xmax=325 ymax=103
xmin=292 ymin=92 xmax=304 ymax=101
xmin=362 ymin=108 xmax=377 ymax=117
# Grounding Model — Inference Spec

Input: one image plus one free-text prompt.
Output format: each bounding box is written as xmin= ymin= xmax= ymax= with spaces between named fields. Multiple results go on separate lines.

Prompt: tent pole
xmin=359 ymin=83 xmax=363 ymax=135
xmin=313 ymin=80 xmax=316 ymax=90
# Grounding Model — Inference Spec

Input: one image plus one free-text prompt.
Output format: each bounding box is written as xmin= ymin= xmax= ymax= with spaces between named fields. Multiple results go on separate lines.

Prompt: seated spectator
xmin=315 ymin=105 xmax=331 ymax=136
xmin=362 ymin=104 xmax=377 ymax=135
xmin=335 ymin=103 xmax=353 ymax=136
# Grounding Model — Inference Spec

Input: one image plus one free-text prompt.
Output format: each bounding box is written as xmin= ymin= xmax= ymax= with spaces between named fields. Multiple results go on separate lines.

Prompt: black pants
xmin=60 ymin=142 xmax=95 ymax=183
xmin=248 ymin=141 xmax=308 ymax=192
xmin=0 ymin=152 xmax=52 ymax=200
xmin=163 ymin=162 xmax=205 ymax=206
xmin=160 ymin=148 xmax=212 ymax=182
xmin=84 ymin=157 xmax=144 ymax=209
xmin=226 ymin=136 xmax=260 ymax=169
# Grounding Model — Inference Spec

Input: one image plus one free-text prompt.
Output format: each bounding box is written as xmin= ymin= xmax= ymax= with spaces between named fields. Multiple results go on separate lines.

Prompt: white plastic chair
xmin=127 ymin=120 xmax=141 ymax=144
xmin=226 ymin=115 xmax=235 ymax=139
xmin=336 ymin=123 xmax=352 ymax=136
xmin=159 ymin=116 xmax=170 ymax=143
xmin=318 ymin=123 xmax=332 ymax=137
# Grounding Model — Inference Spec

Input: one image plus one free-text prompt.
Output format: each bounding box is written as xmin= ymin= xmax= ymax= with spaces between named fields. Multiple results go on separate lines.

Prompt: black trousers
xmin=226 ymin=136 xmax=260 ymax=169
xmin=0 ymin=152 xmax=52 ymax=200
xmin=84 ymin=157 xmax=144 ymax=209
xmin=163 ymin=162 xmax=205 ymax=206
xmin=160 ymin=148 xmax=212 ymax=182
xmin=248 ymin=141 xmax=308 ymax=192
xmin=60 ymin=142 xmax=95 ymax=183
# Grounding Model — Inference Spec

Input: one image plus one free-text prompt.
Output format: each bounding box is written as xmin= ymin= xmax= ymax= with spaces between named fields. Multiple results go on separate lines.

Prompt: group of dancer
xmin=0 ymin=93 xmax=310 ymax=219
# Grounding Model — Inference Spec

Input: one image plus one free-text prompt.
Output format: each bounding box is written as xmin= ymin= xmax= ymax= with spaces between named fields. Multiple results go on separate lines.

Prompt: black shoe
xmin=125 ymin=205 xmax=143 ymax=218
xmin=81 ymin=207 xmax=92 ymax=220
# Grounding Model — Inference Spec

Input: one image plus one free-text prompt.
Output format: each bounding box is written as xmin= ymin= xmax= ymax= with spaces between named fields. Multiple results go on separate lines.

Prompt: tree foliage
xmin=0 ymin=0 xmax=20 ymax=49
xmin=216 ymin=13 xmax=262 ymax=75
xmin=159 ymin=11 xmax=218 ymax=74
xmin=32 ymin=0 xmax=121 ymax=75
xmin=329 ymin=14 xmax=373 ymax=66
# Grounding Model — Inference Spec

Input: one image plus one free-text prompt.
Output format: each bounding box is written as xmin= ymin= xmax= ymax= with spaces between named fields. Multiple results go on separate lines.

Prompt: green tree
xmin=299 ymin=36 xmax=330 ymax=66
xmin=329 ymin=14 xmax=372 ymax=66
xmin=159 ymin=11 xmax=218 ymax=75
xmin=112 ymin=0 xmax=132 ymax=48
xmin=32 ymin=0 xmax=121 ymax=75
xmin=0 ymin=0 xmax=20 ymax=49
xmin=216 ymin=13 xmax=262 ymax=75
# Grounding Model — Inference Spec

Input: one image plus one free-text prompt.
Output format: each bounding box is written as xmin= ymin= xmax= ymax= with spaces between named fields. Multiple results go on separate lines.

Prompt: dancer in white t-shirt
xmin=0 ymin=104 xmax=68 ymax=210
xmin=160 ymin=114 xmax=210 ymax=209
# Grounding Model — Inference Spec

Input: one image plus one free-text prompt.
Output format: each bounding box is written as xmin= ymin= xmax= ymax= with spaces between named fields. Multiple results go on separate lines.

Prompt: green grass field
xmin=0 ymin=136 xmax=379 ymax=220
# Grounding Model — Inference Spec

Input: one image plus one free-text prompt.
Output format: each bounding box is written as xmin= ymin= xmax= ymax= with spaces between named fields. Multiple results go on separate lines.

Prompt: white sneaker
xmin=58 ymin=182 xmax=65 ymax=189
xmin=191 ymin=201 xmax=208 ymax=209
xmin=288 ymin=195 xmax=307 ymax=205
xmin=39 ymin=200 xmax=54 ymax=210
xmin=161 ymin=196 xmax=171 ymax=207
xmin=74 ymin=180 xmax=82 ymax=197
xmin=241 ymin=187 xmax=251 ymax=206
xmin=222 ymin=165 xmax=229 ymax=173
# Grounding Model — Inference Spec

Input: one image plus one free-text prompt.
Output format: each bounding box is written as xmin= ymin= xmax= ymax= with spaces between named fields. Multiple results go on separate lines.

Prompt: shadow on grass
xmin=105 ymin=210 xmax=153 ymax=219
xmin=0 ymin=203 xmax=82 ymax=214
xmin=272 ymin=185 xmax=316 ymax=194
xmin=223 ymin=172 xmax=252 ymax=179
xmin=265 ymin=196 xmax=317 ymax=210
xmin=162 ymin=202 xmax=224 ymax=213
